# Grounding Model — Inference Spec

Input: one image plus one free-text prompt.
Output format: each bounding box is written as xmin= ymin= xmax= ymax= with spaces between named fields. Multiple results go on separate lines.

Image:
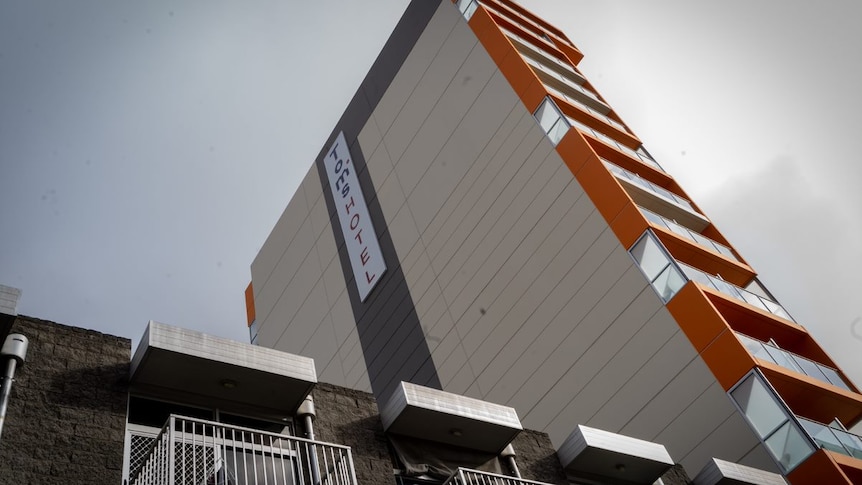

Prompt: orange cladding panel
xmin=787 ymin=449 xmax=853 ymax=485
xmin=666 ymin=282 xmax=730 ymax=353
xmin=610 ymin=202 xmax=649 ymax=250
xmin=244 ymin=282 xmax=256 ymax=326
xmin=700 ymin=325 xmax=757 ymax=390
xmin=572 ymin=156 xmax=632 ymax=225
xmin=555 ymin=129 xmax=598 ymax=174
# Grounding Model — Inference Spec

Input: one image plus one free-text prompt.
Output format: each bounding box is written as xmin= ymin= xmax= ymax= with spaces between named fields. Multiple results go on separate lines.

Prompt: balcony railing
xmin=131 ymin=415 xmax=357 ymax=485
xmin=678 ymin=262 xmax=794 ymax=322
xmin=443 ymin=467 xmax=553 ymax=485
xmin=798 ymin=418 xmax=862 ymax=460
xmin=639 ymin=207 xmax=738 ymax=261
xmin=604 ymin=161 xmax=694 ymax=210
xmin=523 ymin=56 xmax=604 ymax=106
xmin=736 ymin=332 xmax=852 ymax=392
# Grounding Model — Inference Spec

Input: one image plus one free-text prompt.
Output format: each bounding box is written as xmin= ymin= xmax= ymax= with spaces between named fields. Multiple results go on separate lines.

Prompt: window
xmin=629 ymin=231 xmax=685 ymax=302
xmin=534 ymin=97 xmax=570 ymax=145
xmin=729 ymin=371 xmax=815 ymax=472
xmin=455 ymin=0 xmax=479 ymax=20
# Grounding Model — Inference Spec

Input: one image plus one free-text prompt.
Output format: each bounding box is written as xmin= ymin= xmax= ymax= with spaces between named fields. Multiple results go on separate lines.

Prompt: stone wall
xmin=0 ymin=316 xmax=130 ymax=485
xmin=312 ymin=382 xmax=394 ymax=484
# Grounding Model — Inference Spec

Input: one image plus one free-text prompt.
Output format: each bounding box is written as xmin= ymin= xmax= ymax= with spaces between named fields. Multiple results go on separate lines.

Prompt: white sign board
xmin=323 ymin=132 xmax=387 ymax=302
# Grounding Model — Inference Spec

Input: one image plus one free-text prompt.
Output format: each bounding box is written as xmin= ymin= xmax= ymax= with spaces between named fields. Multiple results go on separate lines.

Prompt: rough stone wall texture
xmin=311 ymin=382 xmax=394 ymax=485
xmin=312 ymin=382 xmax=576 ymax=485
xmin=509 ymin=429 xmax=569 ymax=484
xmin=0 ymin=316 xmax=130 ymax=485
xmin=660 ymin=464 xmax=693 ymax=485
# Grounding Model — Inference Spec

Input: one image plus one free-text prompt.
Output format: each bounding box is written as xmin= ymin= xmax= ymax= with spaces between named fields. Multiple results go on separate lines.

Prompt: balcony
xmin=640 ymin=206 xmax=738 ymax=261
xmin=522 ymin=56 xmax=604 ymax=107
xmin=131 ymin=415 xmax=357 ymax=485
xmin=443 ymin=467 xmax=553 ymax=485
xmin=736 ymin=332 xmax=852 ymax=392
xmin=798 ymin=418 xmax=862 ymax=460
xmin=677 ymin=262 xmax=794 ymax=322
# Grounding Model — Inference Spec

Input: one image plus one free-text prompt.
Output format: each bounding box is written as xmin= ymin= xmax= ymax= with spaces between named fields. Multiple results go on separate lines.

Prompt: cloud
xmin=701 ymin=156 xmax=862 ymax=386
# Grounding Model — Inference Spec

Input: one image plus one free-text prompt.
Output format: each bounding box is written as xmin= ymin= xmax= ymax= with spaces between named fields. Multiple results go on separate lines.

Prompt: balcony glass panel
xmin=736 ymin=333 xmax=777 ymax=363
xmin=790 ymin=354 xmax=830 ymax=383
xmin=735 ymin=332 xmax=853 ymax=391
xmin=764 ymin=346 xmax=805 ymax=374
xmin=677 ymin=262 xmax=794 ymax=323
xmin=798 ymin=418 xmax=862 ymax=460
xmin=819 ymin=367 xmax=853 ymax=392
xmin=603 ymin=160 xmax=694 ymax=213
xmin=834 ymin=429 xmax=862 ymax=459
xmin=639 ymin=207 xmax=739 ymax=262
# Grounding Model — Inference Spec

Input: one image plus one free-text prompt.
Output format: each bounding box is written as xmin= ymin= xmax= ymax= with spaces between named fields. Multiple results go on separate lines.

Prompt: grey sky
xmin=1 ymin=1 xmax=860 ymax=387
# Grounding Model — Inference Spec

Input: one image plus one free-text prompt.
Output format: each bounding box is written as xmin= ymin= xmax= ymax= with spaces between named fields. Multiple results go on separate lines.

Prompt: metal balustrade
xmin=639 ymin=207 xmax=738 ymax=261
xmin=604 ymin=161 xmax=691 ymax=209
xmin=798 ymin=418 xmax=862 ymax=459
xmin=736 ymin=332 xmax=852 ymax=391
xmin=443 ymin=467 xmax=554 ymax=485
xmin=131 ymin=415 xmax=357 ymax=485
xmin=677 ymin=262 xmax=794 ymax=322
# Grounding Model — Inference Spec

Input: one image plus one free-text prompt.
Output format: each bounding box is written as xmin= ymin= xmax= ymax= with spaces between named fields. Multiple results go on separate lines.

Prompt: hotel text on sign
xmin=323 ymin=132 xmax=386 ymax=302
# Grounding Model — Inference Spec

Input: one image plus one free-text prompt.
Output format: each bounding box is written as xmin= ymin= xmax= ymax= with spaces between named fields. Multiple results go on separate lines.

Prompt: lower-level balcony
xmin=131 ymin=415 xmax=357 ymax=485
xmin=798 ymin=418 xmax=862 ymax=460
xmin=443 ymin=467 xmax=552 ymax=485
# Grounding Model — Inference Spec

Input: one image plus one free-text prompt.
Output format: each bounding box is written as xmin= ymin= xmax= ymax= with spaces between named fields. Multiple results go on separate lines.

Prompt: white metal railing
xmin=604 ymin=162 xmax=692 ymax=210
xmin=443 ymin=467 xmax=553 ymax=485
xmin=131 ymin=415 xmax=357 ymax=485
xmin=736 ymin=332 xmax=852 ymax=391
xmin=639 ymin=206 xmax=738 ymax=261
xmin=678 ymin=262 xmax=794 ymax=322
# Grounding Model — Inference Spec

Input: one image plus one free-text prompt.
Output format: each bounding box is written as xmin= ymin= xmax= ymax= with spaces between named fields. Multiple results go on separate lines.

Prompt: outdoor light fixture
xmin=0 ymin=333 xmax=29 ymax=443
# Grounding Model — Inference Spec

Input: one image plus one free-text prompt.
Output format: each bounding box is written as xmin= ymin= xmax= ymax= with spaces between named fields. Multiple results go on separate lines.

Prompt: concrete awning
xmin=693 ymin=458 xmax=787 ymax=485
xmin=130 ymin=321 xmax=316 ymax=421
xmin=558 ymin=425 xmax=674 ymax=485
xmin=0 ymin=285 xmax=21 ymax=340
xmin=380 ymin=381 xmax=522 ymax=453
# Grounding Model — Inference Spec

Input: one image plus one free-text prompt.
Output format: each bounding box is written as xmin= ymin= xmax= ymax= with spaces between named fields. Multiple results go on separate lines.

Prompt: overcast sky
xmin=1 ymin=1 xmax=859 ymax=387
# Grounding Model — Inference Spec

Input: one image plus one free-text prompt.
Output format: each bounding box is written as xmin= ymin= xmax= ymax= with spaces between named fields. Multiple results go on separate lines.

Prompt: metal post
xmin=0 ymin=334 xmax=28 ymax=444
xmin=298 ymin=396 xmax=321 ymax=485
xmin=501 ymin=443 xmax=521 ymax=478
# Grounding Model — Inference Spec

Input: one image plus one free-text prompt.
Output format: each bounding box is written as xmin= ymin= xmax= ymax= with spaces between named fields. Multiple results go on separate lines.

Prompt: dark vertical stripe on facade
xmin=315 ymin=0 xmax=444 ymax=403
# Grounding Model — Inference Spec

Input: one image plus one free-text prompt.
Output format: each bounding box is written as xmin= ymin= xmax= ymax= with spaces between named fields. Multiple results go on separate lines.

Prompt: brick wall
xmin=0 ymin=316 xmax=130 ymax=485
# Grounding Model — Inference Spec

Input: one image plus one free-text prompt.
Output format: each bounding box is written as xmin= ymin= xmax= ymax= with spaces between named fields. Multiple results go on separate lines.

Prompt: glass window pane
xmin=764 ymin=421 xmax=815 ymax=472
xmin=547 ymin=117 xmax=570 ymax=145
xmin=731 ymin=374 xmax=787 ymax=438
xmin=534 ymin=99 xmax=561 ymax=133
xmin=630 ymin=234 xmax=670 ymax=282
xmin=652 ymin=264 xmax=685 ymax=301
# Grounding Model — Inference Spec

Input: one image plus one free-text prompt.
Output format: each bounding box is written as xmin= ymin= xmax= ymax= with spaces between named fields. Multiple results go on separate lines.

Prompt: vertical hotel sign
xmin=324 ymin=131 xmax=386 ymax=302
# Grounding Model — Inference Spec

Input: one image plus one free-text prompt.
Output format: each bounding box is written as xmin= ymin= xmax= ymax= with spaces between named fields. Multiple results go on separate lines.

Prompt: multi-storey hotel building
xmin=244 ymin=1 xmax=862 ymax=483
